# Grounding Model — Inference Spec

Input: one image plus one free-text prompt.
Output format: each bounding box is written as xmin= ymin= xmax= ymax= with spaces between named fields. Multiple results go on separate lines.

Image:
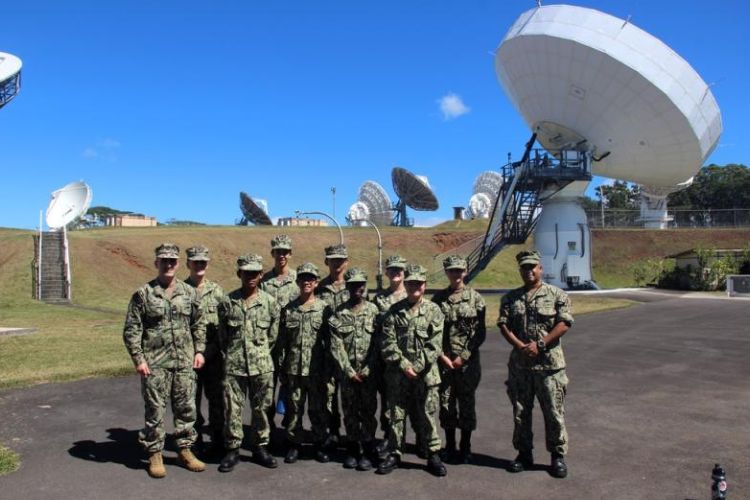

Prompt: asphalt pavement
xmin=1 ymin=290 xmax=748 ymax=499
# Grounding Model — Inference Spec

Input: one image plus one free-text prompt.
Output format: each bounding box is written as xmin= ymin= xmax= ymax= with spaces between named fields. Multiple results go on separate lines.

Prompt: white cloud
xmin=437 ymin=93 xmax=470 ymax=120
xmin=82 ymin=138 xmax=121 ymax=161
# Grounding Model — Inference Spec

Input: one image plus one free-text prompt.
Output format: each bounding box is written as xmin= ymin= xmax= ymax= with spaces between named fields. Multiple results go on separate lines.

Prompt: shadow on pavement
xmin=68 ymin=428 xmax=144 ymax=470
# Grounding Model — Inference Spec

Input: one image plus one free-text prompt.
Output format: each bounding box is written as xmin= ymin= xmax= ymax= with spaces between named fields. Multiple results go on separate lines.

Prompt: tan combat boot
xmin=177 ymin=448 xmax=206 ymax=472
xmin=147 ymin=451 xmax=166 ymax=478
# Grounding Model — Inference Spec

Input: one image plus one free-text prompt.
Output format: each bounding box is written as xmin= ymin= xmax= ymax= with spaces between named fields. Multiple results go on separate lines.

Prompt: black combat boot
xmin=357 ymin=441 xmax=374 ymax=471
xmin=252 ymin=445 xmax=278 ymax=469
xmin=426 ymin=452 xmax=447 ymax=477
xmin=376 ymin=453 xmax=400 ymax=475
xmin=507 ymin=451 xmax=533 ymax=473
xmin=314 ymin=443 xmax=330 ymax=463
xmin=459 ymin=430 xmax=472 ymax=464
xmin=441 ymin=428 xmax=457 ymax=463
xmin=218 ymin=449 xmax=241 ymax=473
xmin=284 ymin=441 xmax=300 ymax=464
xmin=550 ymin=453 xmax=568 ymax=478
xmin=343 ymin=442 xmax=358 ymax=469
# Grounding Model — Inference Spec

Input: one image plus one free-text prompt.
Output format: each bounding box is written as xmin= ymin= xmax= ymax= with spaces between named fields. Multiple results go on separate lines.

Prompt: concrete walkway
xmin=1 ymin=293 xmax=748 ymax=499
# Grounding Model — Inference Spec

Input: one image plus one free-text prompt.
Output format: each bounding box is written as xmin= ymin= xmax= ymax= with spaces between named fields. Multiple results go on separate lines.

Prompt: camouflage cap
xmin=296 ymin=262 xmax=320 ymax=279
xmin=404 ymin=263 xmax=428 ymax=282
xmin=385 ymin=254 xmax=407 ymax=269
xmin=324 ymin=244 xmax=348 ymax=259
xmin=344 ymin=267 xmax=368 ymax=283
xmin=443 ymin=254 xmax=467 ymax=270
xmin=271 ymin=234 xmax=293 ymax=251
xmin=516 ymin=250 xmax=541 ymax=267
xmin=186 ymin=245 xmax=210 ymax=261
xmin=155 ymin=243 xmax=180 ymax=259
xmin=237 ymin=253 xmax=264 ymax=272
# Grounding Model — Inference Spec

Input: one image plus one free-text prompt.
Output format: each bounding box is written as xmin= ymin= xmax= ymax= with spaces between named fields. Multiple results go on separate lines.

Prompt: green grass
xmin=0 ymin=444 xmax=20 ymax=476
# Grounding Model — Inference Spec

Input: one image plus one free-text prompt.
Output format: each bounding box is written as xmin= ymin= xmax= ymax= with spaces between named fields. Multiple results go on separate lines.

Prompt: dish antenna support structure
xmin=0 ymin=52 xmax=22 ymax=109
xmin=467 ymin=4 xmax=721 ymax=288
xmin=35 ymin=181 xmax=93 ymax=302
xmin=391 ymin=167 xmax=439 ymax=227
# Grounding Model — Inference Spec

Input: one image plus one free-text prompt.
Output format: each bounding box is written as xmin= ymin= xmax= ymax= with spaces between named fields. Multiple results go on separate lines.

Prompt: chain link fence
xmin=585 ymin=208 xmax=750 ymax=228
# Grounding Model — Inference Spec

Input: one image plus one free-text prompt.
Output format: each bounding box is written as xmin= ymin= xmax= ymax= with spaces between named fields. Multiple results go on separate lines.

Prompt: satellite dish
xmin=347 ymin=201 xmax=370 ymax=227
xmin=468 ymin=192 xmax=492 ymax=219
xmin=495 ymin=4 xmax=722 ymax=188
xmin=473 ymin=171 xmax=503 ymax=198
xmin=391 ymin=167 xmax=439 ymax=226
xmin=356 ymin=180 xmax=393 ymax=226
xmin=0 ymin=52 xmax=22 ymax=109
xmin=46 ymin=181 xmax=93 ymax=229
xmin=239 ymin=192 xmax=272 ymax=225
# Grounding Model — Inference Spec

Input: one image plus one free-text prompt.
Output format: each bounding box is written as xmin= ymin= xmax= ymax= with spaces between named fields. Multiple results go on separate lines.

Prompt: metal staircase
xmin=32 ymin=230 xmax=71 ymax=303
xmin=464 ymin=134 xmax=592 ymax=283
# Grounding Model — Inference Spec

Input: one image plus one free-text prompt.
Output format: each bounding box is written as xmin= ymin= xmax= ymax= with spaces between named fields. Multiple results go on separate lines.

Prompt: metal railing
xmin=585 ymin=209 xmax=750 ymax=228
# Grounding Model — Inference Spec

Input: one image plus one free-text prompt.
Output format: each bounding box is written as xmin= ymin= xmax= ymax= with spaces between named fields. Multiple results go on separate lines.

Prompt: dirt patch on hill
xmin=431 ymin=232 xmax=483 ymax=252
xmin=101 ymin=243 xmax=150 ymax=271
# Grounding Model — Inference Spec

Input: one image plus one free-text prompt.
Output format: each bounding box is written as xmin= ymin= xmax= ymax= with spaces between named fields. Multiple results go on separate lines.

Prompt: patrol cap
xmin=296 ymin=262 xmax=320 ymax=279
xmin=237 ymin=253 xmax=264 ymax=272
xmin=344 ymin=267 xmax=368 ymax=283
xmin=155 ymin=243 xmax=180 ymax=259
xmin=324 ymin=244 xmax=348 ymax=259
xmin=186 ymin=245 xmax=210 ymax=261
xmin=516 ymin=250 xmax=541 ymax=267
xmin=385 ymin=254 xmax=407 ymax=269
xmin=271 ymin=234 xmax=292 ymax=251
xmin=404 ymin=263 xmax=428 ymax=282
xmin=443 ymin=254 xmax=467 ymax=270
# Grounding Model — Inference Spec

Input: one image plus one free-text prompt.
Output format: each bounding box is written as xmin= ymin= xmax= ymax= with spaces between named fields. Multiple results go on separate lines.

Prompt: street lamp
xmin=350 ymin=218 xmax=384 ymax=291
xmin=295 ymin=210 xmax=344 ymax=245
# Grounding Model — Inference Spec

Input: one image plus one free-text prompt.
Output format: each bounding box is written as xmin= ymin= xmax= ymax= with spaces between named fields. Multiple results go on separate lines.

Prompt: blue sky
xmin=1 ymin=0 xmax=748 ymax=229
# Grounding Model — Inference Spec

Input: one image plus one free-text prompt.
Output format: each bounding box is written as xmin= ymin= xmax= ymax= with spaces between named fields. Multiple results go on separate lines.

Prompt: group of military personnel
xmin=123 ymin=235 xmax=573 ymax=480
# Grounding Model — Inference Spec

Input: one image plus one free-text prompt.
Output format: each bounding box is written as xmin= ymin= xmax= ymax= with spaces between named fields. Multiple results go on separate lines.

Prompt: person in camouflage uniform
xmin=217 ymin=254 xmax=280 ymax=472
xmin=260 ymin=234 xmax=299 ymax=434
xmin=184 ymin=245 xmax=226 ymax=456
xmin=328 ymin=268 xmax=379 ymax=471
xmin=377 ymin=264 xmax=447 ymax=477
xmin=123 ymin=243 xmax=207 ymax=479
xmin=315 ymin=243 xmax=349 ymax=446
xmin=432 ymin=255 xmax=486 ymax=464
xmin=498 ymin=250 xmax=573 ymax=479
xmin=372 ymin=254 xmax=411 ymax=453
xmin=278 ymin=262 xmax=333 ymax=464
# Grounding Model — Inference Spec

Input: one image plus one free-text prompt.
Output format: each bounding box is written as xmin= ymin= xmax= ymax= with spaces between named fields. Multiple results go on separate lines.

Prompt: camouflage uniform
xmin=380 ymin=265 xmax=444 ymax=458
xmin=328 ymin=271 xmax=379 ymax=444
xmin=185 ymin=247 xmax=225 ymax=447
xmin=316 ymin=244 xmax=350 ymax=438
xmin=123 ymin=244 xmax=206 ymax=453
xmin=498 ymin=269 xmax=573 ymax=456
xmin=260 ymin=234 xmax=299 ymax=427
xmin=279 ymin=263 xmax=332 ymax=445
xmin=432 ymin=256 xmax=486 ymax=432
xmin=219 ymin=254 xmax=280 ymax=450
xmin=372 ymin=254 xmax=408 ymax=434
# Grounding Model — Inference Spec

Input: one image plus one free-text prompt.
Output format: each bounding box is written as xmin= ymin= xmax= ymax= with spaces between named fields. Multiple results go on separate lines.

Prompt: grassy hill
xmin=1 ymin=224 xmax=748 ymax=389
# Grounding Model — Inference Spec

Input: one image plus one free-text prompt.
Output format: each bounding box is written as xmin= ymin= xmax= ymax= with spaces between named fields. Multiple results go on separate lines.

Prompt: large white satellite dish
xmin=46 ymin=181 xmax=93 ymax=229
xmin=468 ymin=171 xmax=503 ymax=218
xmin=496 ymin=4 xmax=722 ymax=188
xmin=358 ymin=180 xmax=393 ymax=227
xmin=486 ymin=4 xmax=722 ymax=289
xmin=0 ymin=52 xmax=22 ymax=109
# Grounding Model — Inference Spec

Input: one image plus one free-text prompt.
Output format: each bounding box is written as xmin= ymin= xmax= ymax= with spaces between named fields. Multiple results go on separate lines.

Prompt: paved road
xmin=1 ymin=292 xmax=748 ymax=499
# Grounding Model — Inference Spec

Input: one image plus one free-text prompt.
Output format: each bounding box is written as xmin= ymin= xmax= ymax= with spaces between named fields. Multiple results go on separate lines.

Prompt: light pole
xmin=350 ymin=218 xmax=384 ymax=291
xmin=295 ymin=210 xmax=344 ymax=245
xmin=331 ymin=186 xmax=336 ymax=220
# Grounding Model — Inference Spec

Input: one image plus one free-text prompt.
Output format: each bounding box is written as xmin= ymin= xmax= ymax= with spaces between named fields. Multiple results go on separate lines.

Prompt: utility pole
xmin=331 ymin=186 xmax=336 ymax=220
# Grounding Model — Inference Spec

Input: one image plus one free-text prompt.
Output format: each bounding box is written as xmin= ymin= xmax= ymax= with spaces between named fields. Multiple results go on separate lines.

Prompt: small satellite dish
xmin=0 ymin=52 xmax=22 ymax=109
xmin=495 ymin=4 xmax=722 ymax=188
xmin=239 ymin=192 xmax=272 ymax=225
xmin=391 ymin=167 xmax=438 ymax=226
xmin=347 ymin=201 xmax=371 ymax=227
xmin=467 ymin=192 xmax=492 ymax=219
xmin=473 ymin=171 xmax=503 ymax=199
xmin=46 ymin=181 xmax=93 ymax=229
xmin=392 ymin=167 xmax=438 ymax=211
